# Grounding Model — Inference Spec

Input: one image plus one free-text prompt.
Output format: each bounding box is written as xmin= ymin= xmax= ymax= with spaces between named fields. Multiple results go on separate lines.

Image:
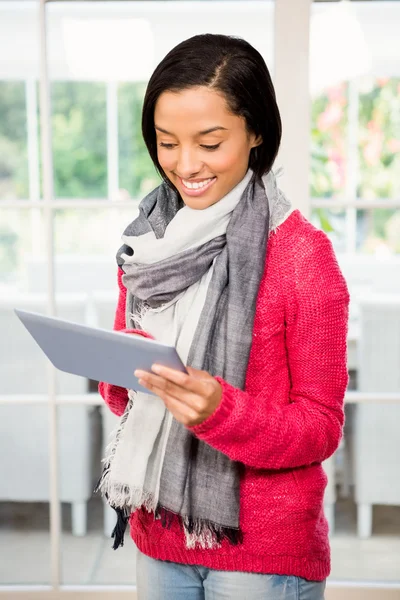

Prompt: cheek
xmin=211 ymin=145 xmax=250 ymax=174
xmin=157 ymin=149 xmax=176 ymax=171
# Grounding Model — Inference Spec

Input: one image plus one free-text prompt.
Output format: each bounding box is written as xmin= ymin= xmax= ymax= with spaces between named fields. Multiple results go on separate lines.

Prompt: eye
xmin=159 ymin=142 xmax=177 ymax=149
xmin=200 ymin=144 xmax=221 ymax=151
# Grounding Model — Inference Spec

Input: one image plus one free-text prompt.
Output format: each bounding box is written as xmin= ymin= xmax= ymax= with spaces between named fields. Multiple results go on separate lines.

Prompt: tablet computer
xmin=15 ymin=309 xmax=187 ymax=396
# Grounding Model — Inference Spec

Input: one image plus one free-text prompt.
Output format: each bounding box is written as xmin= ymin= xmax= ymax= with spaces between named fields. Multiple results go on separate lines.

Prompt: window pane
xmin=0 ymin=210 xmax=47 ymax=391
xmin=356 ymin=208 xmax=400 ymax=256
xmin=311 ymin=207 xmax=347 ymax=253
xmin=52 ymin=82 xmax=107 ymax=199
xmin=0 ymin=209 xmax=75 ymax=391
xmin=0 ymin=82 xmax=28 ymax=200
xmin=311 ymin=1 xmax=400 ymax=256
xmin=311 ymin=84 xmax=348 ymax=199
xmin=53 ymin=206 xmax=136 ymax=259
xmin=0 ymin=209 xmax=46 ymax=297
xmin=358 ymin=77 xmax=400 ymax=201
xmin=118 ymin=82 xmax=160 ymax=199
xmin=0 ymin=0 xmax=40 ymax=202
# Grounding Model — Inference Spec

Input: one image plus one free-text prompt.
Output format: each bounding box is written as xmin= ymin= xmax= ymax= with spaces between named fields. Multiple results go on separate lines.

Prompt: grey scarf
xmin=97 ymin=170 xmax=291 ymax=549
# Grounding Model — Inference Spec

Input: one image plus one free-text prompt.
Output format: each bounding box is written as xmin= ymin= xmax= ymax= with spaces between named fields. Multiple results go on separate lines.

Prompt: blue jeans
xmin=136 ymin=551 xmax=326 ymax=600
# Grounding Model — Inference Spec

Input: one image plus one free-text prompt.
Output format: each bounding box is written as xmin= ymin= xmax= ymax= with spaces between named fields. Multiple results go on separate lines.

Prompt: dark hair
xmin=142 ymin=34 xmax=282 ymax=182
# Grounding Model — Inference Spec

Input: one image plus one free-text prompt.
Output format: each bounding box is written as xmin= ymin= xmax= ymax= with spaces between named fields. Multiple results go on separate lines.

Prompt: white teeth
xmin=182 ymin=177 xmax=214 ymax=190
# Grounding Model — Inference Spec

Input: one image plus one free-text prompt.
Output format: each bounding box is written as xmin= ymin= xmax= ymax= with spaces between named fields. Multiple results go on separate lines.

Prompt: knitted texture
xmin=99 ymin=210 xmax=349 ymax=581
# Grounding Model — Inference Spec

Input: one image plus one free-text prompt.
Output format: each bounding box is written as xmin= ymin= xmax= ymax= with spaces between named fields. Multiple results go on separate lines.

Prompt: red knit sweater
xmin=99 ymin=209 xmax=349 ymax=582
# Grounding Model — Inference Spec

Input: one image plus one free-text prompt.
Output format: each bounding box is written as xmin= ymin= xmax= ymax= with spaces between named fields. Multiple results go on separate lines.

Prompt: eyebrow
xmin=155 ymin=125 xmax=228 ymax=136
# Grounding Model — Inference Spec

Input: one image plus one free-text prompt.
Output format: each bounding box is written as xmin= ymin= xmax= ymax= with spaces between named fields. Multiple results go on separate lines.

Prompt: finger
xmin=161 ymin=394 xmax=201 ymax=426
xmin=136 ymin=371 xmax=201 ymax=405
xmin=148 ymin=365 xmax=206 ymax=395
xmin=138 ymin=378 xmax=201 ymax=425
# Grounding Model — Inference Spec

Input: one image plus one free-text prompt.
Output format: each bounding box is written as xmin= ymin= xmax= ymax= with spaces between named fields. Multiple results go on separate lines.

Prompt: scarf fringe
xmin=96 ymin=473 xmax=158 ymax=514
xmin=99 ymin=395 xmax=134 ymax=475
xmin=94 ymin=478 xmax=243 ymax=551
xmin=155 ymin=505 xmax=243 ymax=550
xmin=111 ymin=505 xmax=130 ymax=550
xmin=95 ymin=472 xmax=159 ymax=550
xmin=129 ymin=303 xmax=150 ymax=330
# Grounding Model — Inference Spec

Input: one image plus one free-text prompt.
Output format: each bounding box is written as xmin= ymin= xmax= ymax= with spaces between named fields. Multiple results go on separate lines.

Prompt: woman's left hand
xmin=134 ymin=365 xmax=222 ymax=427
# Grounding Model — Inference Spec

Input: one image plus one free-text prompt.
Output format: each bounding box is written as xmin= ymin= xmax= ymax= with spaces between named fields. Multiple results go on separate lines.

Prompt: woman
xmin=98 ymin=34 xmax=349 ymax=600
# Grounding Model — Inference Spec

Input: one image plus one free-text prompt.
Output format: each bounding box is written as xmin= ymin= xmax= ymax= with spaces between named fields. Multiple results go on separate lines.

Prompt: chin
xmin=182 ymin=194 xmax=219 ymax=210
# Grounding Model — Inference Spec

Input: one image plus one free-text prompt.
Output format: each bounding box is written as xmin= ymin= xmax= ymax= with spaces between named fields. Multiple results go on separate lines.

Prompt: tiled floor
xmin=1 ymin=496 xmax=400 ymax=586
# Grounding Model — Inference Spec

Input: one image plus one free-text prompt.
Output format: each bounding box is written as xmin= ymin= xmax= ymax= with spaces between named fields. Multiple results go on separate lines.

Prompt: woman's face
xmin=154 ymin=86 xmax=261 ymax=209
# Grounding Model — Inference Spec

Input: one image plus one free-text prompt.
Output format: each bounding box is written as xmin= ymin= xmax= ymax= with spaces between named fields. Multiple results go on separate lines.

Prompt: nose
xmin=175 ymin=147 xmax=202 ymax=179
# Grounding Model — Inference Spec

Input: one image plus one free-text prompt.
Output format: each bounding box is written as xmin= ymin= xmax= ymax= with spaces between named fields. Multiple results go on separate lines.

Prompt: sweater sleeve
xmin=98 ymin=267 xmax=152 ymax=417
xmin=189 ymin=230 xmax=350 ymax=470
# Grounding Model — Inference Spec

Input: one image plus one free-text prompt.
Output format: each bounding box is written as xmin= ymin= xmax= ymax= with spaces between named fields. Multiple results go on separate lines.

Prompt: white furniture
xmin=338 ymin=254 xmax=400 ymax=371
xmin=353 ymin=294 xmax=400 ymax=538
xmin=337 ymin=254 xmax=400 ymax=296
xmin=0 ymin=294 xmax=100 ymax=536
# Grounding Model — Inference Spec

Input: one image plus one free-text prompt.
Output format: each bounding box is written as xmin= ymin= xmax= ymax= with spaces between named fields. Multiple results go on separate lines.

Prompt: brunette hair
xmin=142 ymin=33 xmax=282 ymax=181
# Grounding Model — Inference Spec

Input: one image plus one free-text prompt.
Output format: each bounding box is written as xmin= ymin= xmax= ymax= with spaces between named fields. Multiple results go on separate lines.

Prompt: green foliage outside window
xmin=358 ymin=77 xmax=400 ymax=200
xmin=0 ymin=80 xmax=159 ymax=202
xmin=51 ymin=81 xmax=159 ymax=200
xmin=311 ymin=83 xmax=348 ymax=200
xmin=118 ymin=82 xmax=160 ymax=199
xmin=0 ymin=77 xmax=399 ymax=266
xmin=0 ymin=82 xmax=28 ymax=199
xmin=51 ymin=82 xmax=108 ymax=198
xmin=310 ymin=78 xmax=400 ymax=252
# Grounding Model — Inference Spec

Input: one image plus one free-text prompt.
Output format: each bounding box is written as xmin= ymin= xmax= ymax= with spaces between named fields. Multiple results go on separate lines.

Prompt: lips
xmin=178 ymin=176 xmax=217 ymax=197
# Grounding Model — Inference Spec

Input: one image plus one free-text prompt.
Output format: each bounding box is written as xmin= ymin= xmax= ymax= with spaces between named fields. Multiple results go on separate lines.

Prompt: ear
xmin=251 ymin=134 xmax=263 ymax=149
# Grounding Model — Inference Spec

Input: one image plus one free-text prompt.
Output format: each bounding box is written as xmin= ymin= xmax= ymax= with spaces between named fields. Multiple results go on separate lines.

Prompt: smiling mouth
xmin=178 ymin=176 xmax=217 ymax=196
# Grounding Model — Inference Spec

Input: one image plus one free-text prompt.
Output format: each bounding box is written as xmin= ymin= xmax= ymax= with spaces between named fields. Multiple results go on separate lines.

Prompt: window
xmin=310 ymin=2 xmax=400 ymax=256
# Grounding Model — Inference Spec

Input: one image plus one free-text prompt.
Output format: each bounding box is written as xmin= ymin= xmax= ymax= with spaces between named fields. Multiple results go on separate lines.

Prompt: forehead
xmin=154 ymin=86 xmax=242 ymax=133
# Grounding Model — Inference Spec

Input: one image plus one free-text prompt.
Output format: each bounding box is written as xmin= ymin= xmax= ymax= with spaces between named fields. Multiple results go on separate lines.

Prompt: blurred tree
xmin=51 ymin=82 xmax=108 ymax=198
xmin=357 ymin=77 xmax=400 ymax=253
xmin=358 ymin=77 xmax=400 ymax=200
xmin=311 ymin=77 xmax=400 ymax=253
xmin=0 ymin=82 xmax=28 ymax=199
xmin=118 ymin=82 xmax=159 ymax=199
xmin=310 ymin=83 xmax=348 ymax=200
